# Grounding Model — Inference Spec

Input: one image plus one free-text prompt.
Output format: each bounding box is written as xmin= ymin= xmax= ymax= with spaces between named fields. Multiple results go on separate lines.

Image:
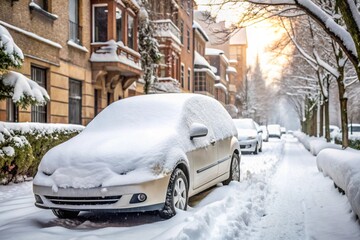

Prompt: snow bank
xmin=317 ymin=148 xmax=360 ymax=217
xmin=34 ymin=94 xmax=237 ymax=189
xmin=0 ymin=122 xmax=84 ymax=135
xmin=293 ymin=131 xmax=341 ymax=155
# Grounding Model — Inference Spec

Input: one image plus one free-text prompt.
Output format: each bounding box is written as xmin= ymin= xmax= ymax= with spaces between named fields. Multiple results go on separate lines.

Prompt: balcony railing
xmin=90 ymin=41 xmax=141 ymax=70
xmin=152 ymin=19 xmax=181 ymax=45
xmin=69 ymin=20 xmax=82 ymax=45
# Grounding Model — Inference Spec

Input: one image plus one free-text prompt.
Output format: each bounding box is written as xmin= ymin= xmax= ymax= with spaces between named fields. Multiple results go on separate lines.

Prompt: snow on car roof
xmin=34 ymin=94 xmax=237 ymax=189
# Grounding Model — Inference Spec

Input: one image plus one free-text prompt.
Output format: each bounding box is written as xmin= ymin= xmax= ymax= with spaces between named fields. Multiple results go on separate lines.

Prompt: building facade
xmin=148 ymin=0 xmax=194 ymax=93
xmin=0 ymin=0 xmax=141 ymax=125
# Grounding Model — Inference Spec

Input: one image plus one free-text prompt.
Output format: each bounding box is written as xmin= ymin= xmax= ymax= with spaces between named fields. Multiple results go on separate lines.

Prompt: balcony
xmin=90 ymin=40 xmax=142 ymax=76
xmin=153 ymin=19 xmax=182 ymax=46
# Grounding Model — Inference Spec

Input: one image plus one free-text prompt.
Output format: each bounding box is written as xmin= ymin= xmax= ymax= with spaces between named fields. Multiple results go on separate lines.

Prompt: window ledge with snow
xmin=67 ymin=40 xmax=89 ymax=53
xmin=29 ymin=2 xmax=58 ymax=21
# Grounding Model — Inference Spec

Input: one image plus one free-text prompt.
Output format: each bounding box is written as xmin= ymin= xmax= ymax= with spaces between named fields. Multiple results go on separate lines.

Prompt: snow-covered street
xmin=1 ymin=135 xmax=359 ymax=240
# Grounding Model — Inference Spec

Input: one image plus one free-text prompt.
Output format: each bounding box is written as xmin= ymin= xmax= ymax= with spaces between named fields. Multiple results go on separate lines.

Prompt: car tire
xmin=259 ymin=144 xmax=262 ymax=152
xmin=52 ymin=209 xmax=79 ymax=219
xmin=223 ymin=153 xmax=240 ymax=185
xmin=159 ymin=168 xmax=188 ymax=219
xmin=254 ymin=143 xmax=258 ymax=154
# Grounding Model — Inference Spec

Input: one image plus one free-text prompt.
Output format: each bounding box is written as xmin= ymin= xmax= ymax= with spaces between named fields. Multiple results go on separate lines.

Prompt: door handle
xmin=210 ymin=139 xmax=216 ymax=145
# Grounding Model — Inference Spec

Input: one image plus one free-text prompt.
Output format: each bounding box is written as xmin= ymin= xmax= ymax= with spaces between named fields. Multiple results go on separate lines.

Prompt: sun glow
xmin=195 ymin=1 xmax=293 ymax=85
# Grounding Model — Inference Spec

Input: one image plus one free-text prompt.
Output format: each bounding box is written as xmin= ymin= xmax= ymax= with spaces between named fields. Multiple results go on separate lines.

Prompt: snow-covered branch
xmin=0 ymin=24 xmax=50 ymax=107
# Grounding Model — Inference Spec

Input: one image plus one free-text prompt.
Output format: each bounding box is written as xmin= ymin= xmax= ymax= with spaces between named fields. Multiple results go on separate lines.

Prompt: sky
xmin=195 ymin=0 xmax=292 ymax=85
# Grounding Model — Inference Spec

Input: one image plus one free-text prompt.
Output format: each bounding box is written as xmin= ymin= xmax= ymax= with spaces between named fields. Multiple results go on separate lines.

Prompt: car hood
xmin=237 ymin=129 xmax=257 ymax=140
xmin=33 ymin=128 xmax=186 ymax=189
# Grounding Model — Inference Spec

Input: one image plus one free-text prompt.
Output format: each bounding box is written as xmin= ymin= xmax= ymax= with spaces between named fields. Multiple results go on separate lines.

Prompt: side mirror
xmin=190 ymin=123 xmax=208 ymax=140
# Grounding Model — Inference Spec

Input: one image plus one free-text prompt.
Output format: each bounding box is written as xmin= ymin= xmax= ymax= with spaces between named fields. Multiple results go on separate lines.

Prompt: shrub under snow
xmin=0 ymin=122 xmax=84 ymax=184
xmin=317 ymin=148 xmax=360 ymax=218
xmin=294 ymin=131 xmax=341 ymax=156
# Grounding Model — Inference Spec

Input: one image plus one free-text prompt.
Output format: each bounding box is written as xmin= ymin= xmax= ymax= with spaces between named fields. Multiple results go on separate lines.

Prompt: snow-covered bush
xmin=0 ymin=122 xmax=84 ymax=184
xmin=317 ymin=148 xmax=360 ymax=218
xmin=294 ymin=131 xmax=341 ymax=155
xmin=335 ymin=135 xmax=360 ymax=150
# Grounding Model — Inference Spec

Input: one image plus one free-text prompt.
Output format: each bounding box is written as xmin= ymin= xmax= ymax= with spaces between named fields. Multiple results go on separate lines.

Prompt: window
xmin=93 ymin=5 xmax=108 ymax=42
xmin=107 ymin=92 xmax=113 ymax=105
xmin=69 ymin=79 xmax=82 ymax=124
xmin=187 ymin=0 xmax=191 ymax=14
xmin=187 ymin=29 xmax=190 ymax=51
xmin=194 ymin=72 xmax=206 ymax=92
xmin=187 ymin=69 xmax=191 ymax=91
xmin=34 ymin=0 xmax=49 ymax=11
xmin=31 ymin=66 xmax=47 ymax=123
xmin=94 ymin=89 xmax=101 ymax=116
xmin=180 ymin=20 xmax=184 ymax=44
xmin=69 ymin=0 xmax=81 ymax=44
xmin=6 ymin=98 xmax=18 ymax=122
xmin=180 ymin=64 xmax=185 ymax=88
xmin=116 ymin=7 xmax=123 ymax=42
xmin=128 ymin=14 xmax=135 ymax=49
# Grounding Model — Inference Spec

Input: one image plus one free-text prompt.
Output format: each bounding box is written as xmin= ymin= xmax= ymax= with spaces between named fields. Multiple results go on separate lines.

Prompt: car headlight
xmin=247 ymin=136 xmax=256 ymax=140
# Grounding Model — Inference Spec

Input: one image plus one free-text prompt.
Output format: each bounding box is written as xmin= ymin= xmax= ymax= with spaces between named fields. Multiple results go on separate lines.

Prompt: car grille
xmin=44 ymin=195 xmax=122 ymax=205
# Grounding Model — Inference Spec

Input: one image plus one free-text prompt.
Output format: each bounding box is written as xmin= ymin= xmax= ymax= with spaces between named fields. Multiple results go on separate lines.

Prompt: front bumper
xmin=33 ymin=175 xmax=170 ymax=212
xmin=238 ymin=139 xmax=257 ymax=152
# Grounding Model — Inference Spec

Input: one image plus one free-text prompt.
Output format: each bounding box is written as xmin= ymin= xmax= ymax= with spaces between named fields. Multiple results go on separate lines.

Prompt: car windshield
xmin=233 ymin=119 xmax=255 ymax=130
xmin=349 ymin=126 xmax=360 ymax=132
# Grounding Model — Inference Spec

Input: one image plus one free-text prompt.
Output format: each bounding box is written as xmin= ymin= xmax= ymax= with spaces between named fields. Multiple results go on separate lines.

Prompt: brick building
xmin=0 ymin=0 xmax=141 ymax=125
xmin=147 ymin=0 xmax=194 ymax=93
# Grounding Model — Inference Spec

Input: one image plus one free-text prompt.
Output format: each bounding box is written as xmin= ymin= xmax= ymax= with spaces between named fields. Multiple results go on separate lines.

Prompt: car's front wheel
xmin=254 ymin=143 xmax=258 ymax=154
xmin=223 ymin=153 xmax=240 ymax=185
xmin=52 ymin=209 xmax=79 ymax=219
xmin=159 ymin=168 xmax=188 ymax=219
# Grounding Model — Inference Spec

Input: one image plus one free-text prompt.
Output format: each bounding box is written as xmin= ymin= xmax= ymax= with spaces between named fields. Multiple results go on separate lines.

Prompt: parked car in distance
xmin=280 ymin=127 xmax=286 ymax=135
xmin=33 ymin=94 xmax=241 ymax=219
xmin=233 ymin=118 xmax=263 ymax=154
xmin=323 ymin=125 xmax=340 ymax=140
xmin=349 ymin=123 xmax=360 ymax=137
xmin=268 ymin=124 xmax=282 ymax=138
xmin=260 ymin=125 xmax=269 ymax=142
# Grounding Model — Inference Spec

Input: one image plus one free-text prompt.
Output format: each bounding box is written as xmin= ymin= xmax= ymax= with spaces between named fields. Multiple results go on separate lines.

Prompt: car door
xmin=217 ymin=137 xmax=232 ymax=177
xmin=189 ymin=132 xmax=218 ymax=190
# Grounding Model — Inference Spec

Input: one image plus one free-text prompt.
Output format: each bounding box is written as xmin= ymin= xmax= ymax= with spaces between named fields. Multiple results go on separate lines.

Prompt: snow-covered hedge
xmin=335 ymin=135 xmax=360 ymax=150
xmin=0 ymin=122 xmax=84 ymax=184
xmin=317 ymin=148 xmax=360 ymax=218
xmin=294 ymin=131 xmax=341 ymax=156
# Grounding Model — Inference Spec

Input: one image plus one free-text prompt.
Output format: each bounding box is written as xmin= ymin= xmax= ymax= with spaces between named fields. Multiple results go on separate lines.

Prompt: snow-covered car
xmin=349 ymin=123 xmax=360 ymax=138
xmin=268 ymin=124 xmax=282 ymax=138
xmin=280 ymin=127 xmax=286 ymax=135
xmin=260 ymin=125 xmax=269 ymax=142
xmin=33 ymin=94 xmax=240 ymax=219
xmin=323 ymin=125 xmax=340 ymax=140
xmin=233 ymin=118 xmax=262 ymax=154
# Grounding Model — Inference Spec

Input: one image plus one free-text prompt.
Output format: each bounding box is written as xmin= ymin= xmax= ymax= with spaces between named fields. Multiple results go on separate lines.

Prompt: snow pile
xmin=0 ymin=122 xmax=84 ymax=135
xmin=34 ymin=94 xmax=237 ymax=189
xmin=293 ymin=131 xmax=341 ymax=156
xmin=167 ymin=140 xmax=285 ymax=240
xmin=317 ymin=148 xmax=360 ymax=218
